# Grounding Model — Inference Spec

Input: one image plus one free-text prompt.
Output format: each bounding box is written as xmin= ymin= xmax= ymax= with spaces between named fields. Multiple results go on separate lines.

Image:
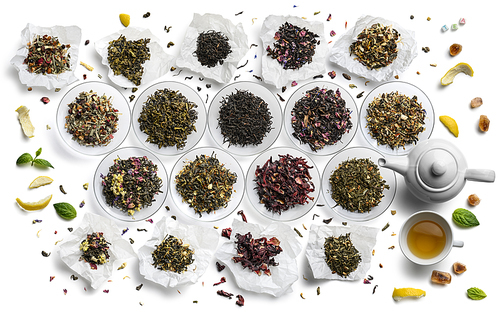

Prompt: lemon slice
xmin=392 ymin=287 xmax=426 ymax=301
xmin=119 ymin=13 xmax=130 ymax=27
xmin=29 ymin=176 xmax=54 ymax=189
xmin=441 ymin=63 xmax=474 ymax=86
xmin=439 ymin=115 xmax=459 ymax=137
xmin=16 ymin=194 xmax=53 ymax=211
xmin=16 ymin=105 xmax=35 ymax=138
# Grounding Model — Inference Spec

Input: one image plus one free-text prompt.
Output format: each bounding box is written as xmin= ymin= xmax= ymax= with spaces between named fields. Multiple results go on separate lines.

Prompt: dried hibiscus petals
xmin=232 ymin=232 xmax=283 ymax=276
xmin=449 ymin=43 xmax=462 ymax=56
xmin=254 ymin=154 xmax=315 ymax=214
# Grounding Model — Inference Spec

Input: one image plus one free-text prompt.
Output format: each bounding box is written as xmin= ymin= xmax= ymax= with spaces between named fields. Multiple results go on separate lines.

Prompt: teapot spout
xmin=378 ymin=156 xmax=409 ymax=176
xmin=464 ymin=169 xmax=495 ymax=182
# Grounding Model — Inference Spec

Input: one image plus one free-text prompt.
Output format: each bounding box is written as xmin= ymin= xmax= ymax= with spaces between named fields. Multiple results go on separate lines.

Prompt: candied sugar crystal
xmin=453 ymin=262 xmax=467 ymax=274
xmin=468 ymin=194 xmax=480 ymax=206
xmin=479 ymin=115 xmax=490 ymax=132
xmin=470 ymin=97 xmax=483 ymax=108
xmin=431 ymin=270 xmax=451 ymax=284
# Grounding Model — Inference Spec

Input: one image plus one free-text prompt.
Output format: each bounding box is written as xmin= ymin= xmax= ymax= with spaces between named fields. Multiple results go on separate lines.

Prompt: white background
xmin=1 ymin=0 xmax=498 ymax=312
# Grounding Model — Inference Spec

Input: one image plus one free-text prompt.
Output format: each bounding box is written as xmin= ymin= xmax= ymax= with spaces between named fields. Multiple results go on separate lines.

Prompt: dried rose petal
xmin=40 ymin=97 xmax=50 ymax=104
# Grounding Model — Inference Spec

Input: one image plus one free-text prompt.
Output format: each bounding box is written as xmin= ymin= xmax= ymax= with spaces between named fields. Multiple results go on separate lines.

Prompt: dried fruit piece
xmin=119 ymin=13 xmax=130 ymax=27
xmin=470 ymin=97 xmax=483 ymax=108
xmin=392 ymin=287 xmax=426 ymax=301
xmin=468 ymin=194 xmax=480 ymax=206
xmin=441 ymin=63 xmax=474 ymax=86
xmin=439 ymin=115 xmax=459 ymax=137
xmin=431 ymin=270 xmax=451 ymax=284
xmin=449 ymin=44 xmax=462 ymax=56
xmin=16 ymin=105 xmax=35 ymax=138
xmin=479 ymin=115 xmax=490 ymax=132
xmin=453 ymin=262 xmax=467 ymax=274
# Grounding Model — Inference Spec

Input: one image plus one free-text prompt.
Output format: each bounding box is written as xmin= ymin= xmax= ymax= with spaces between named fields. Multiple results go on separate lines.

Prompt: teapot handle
xmin=464 ymin=169 xmax=495 ymax=182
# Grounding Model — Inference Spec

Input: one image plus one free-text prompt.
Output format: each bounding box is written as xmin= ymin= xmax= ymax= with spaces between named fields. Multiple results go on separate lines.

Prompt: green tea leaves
xmin=467 ymin=287 xmax=487 ymax=300
xmin=53 ymin=202 xmax=77 ymax=220
xmin=452 ymin=208 xmax=479 ymax=227
xmin=16 ymin=148 xmax=54 ymax=168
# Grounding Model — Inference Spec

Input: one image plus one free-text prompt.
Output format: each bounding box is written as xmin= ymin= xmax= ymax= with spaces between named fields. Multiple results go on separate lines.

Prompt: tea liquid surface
xmin=407 ymin=220 xmax=446 ymax=259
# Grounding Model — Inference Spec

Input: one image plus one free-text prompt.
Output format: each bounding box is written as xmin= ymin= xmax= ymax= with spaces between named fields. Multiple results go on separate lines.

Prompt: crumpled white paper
xmin=10 ymin=23 xmax=81 ymax=90
xmin=176 ymin=13 xmax=249 ymax=83
xmin=330 ymin=15 xmax=418 ymax=82
xmin=260 ymin=15 xmax=327 ymax=88
xmin=57 ymin=213 xmax=136 ymax=289
xmin=305 ymin=224 xmax=378 ymax=281
xmin=95 ymin=27 xmax=174 ymax=88
xmin=137 ymin=217 xmax=219 ymax=288
xmin=214 ymin=219 xmax=301 ymax=297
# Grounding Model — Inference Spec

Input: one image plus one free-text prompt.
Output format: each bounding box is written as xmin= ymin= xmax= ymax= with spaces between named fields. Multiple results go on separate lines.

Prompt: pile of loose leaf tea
xmin=175 ymin=153 xmax=237 ymax=216
xmin=152 ymin=234 xmax=194 ymax=274
xmin=24 ymin=34 xmax=71 ymax=75
xmin=324 ymin=233 xmax=361 ymax=277
xmin=232 ymin=232 xmax=283 ymax=276
xmin=101 ymin=156 xmax=163 ymax=216
xmin=254 ymin=154 xmax=315 ymax=214
xmin=65 ymin=90 xmax=120 ymax=147
xmin=291 ymin=87 xmax=353 ymax=152
xmin=79 ymin=232 xmax=111 ymax=270
xmin=107 ymin=35 xmax=151 ymax=86
xmin=329 ymin=158 xmax=389 ymax=213
xmin=349 ymin=23 xmax=400 ymax=70
xmin=365 ymin=92 xmax=426 ymax=150
xmin=193 ymin=30 xmax=232 ymax=68
xmin=266 ymin=22 xmax=319 ymax=70
xmin=138 ymin=88 xmax=198 ymax=150
xmin=218 ymin=89 xmax=273 ymax=147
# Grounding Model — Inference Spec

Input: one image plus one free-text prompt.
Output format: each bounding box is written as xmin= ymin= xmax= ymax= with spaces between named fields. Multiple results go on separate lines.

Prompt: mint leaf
xmin=33 ymin=158 xmax=54 ymax=169
xmin=35 ymin=147 xmax=42 ymax=157
xmin=467 ymin=287 xmax=487 ymax=300
xmin=16 ymin=153 xmax=33 ymax=165
xmin=452 ymin=208 xmax=479 ymax=227
xmin=53 ymin=202 xmax=77 ymax=220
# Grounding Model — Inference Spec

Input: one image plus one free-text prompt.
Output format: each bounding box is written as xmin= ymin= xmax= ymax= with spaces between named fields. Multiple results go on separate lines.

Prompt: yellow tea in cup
xmin=407 ymin=220 xmax=446 ymax=259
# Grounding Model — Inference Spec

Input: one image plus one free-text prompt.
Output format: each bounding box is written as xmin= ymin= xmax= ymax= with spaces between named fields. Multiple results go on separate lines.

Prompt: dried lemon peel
xmin=16 ymin=194 xmax=53 ymax=211
xmin=80 ymin=61 xmax=94 ymax=71
xmin=119 ymin=14 xmax=130 ymax=27
xmin=392 ymin=287 xmax=426 ymax=301
xmin=16 ymin=105 xmax=35 ymax=138
xmin=441 ymin=63 xmax=474 ymax=85
xmin=29 ymin=176 xmax=54 ymax=189
xmin=439 ymin=115 xmax=459 ymax=137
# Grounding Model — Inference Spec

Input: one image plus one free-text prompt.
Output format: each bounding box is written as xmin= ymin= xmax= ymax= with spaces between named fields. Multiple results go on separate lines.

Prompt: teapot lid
xmin=416 ymin=148 xmax=460 ymax=191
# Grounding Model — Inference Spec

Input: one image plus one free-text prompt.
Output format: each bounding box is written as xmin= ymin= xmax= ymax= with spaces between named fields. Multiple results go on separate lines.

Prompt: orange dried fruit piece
xmin=449 ymin=43 xmax=462 ymax=56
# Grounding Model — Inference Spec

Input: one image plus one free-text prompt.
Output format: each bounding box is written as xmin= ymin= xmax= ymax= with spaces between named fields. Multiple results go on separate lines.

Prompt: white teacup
xmin=399 ymin=210 xmax=464 ymax=266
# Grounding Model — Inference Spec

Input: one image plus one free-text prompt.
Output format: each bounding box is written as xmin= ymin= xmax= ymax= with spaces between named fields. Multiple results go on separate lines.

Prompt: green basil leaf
xmin=467 ymin=287 xmax=487 ymax=300
xmin=35 ymin=147 xmax=42 ymax=157
xmin=16 ymin=153 xmax=33 ymax=165
xmin=452 ymin=208 xmax=479 ymax=227
xmin=53 ymin=202 xmax=77 ymax=220
xmin=33 ymin=158 xmax=54 ymax=169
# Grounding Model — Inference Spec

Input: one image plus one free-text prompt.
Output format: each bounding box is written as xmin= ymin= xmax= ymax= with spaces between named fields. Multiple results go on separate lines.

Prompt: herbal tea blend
xmin=65 ymin=90 xmax=120 ymax=147
xmin=329 ymin=158 xmax=389 ymax=213
xmin=291 ymin=87 xmax=353 ymax=152
xmin=175 ymin=153 xmax=237 ymax=216
xmin=349 ymin=23 xmax=400 ymax=70
xmin=365 ymin=91 xmax=426 ymax=149
xmin=101 ymin=156 xmax=163 ymax=216
xmin=218 ymin=89 xmax=273 ymax=147
xmin=266 ymin=22 xmax=319 ymax=70
xmin=254 ymin=154 xmax=315 ymax=214
xmin=24 ymin=34 xmax=71 ymax=75
xmin=79 ymin=232 xmax=111 ymax=270
xmin=107 ymin=35 xmax=151 ymax=86
xmin=152 ymin=234 xmax=194 ymax=274
xmin=232 ymin=232 xmax=283 ymax=276
xmin=324 ymin=233 xmax=361 ymax=277
xmin=193 ymin=30 xmax=232 ymax=68
xmin=138 ymin=88 xmax=198 ymax=149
